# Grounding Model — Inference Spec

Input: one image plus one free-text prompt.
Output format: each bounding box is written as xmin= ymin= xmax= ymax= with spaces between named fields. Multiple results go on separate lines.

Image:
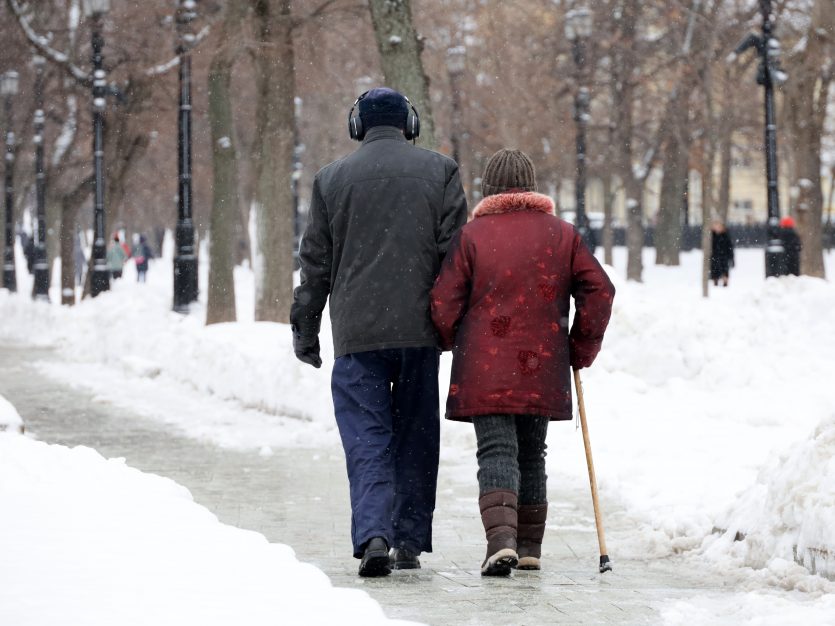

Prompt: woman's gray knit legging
xmin=473 ymin=414 xmax=549 ymax=504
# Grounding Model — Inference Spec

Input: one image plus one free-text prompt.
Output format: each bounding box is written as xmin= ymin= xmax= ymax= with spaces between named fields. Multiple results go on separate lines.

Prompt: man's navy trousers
xmin=332 ymin=347 xmax=440 ymax=558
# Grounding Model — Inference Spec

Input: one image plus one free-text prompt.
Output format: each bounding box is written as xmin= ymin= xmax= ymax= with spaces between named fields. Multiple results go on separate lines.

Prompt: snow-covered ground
xmin=1 ymin=239 xmax=834 ymax=622
xmin=0 ymin=400 xmax=416 ymax=626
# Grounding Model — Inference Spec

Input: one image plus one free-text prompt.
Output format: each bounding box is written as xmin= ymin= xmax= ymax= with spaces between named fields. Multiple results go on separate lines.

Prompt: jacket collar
xmin=473 ymin=192 xmax=555 ymax=218
xmin=362 ymin=125 xmax=408 ymax=145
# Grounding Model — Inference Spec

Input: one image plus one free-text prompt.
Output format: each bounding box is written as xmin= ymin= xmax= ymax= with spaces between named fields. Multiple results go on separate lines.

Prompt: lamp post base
xmin=32 ymin=264 xmax=49 ymax=301
xmin=90 ymin=266 xmax=110 ymax=297
xmin=2 ymin=267 xmax=15 ymax=292
xmin=173 ymin=254 xmax=198 ymax=313
xmin=765 ymin=242 xmax=786 ymax=278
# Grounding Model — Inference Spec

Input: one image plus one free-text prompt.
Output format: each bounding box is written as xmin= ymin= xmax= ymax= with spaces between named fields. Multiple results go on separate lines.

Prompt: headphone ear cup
xmin=405 ymin=111 xmax=420 ymax=141
xmin=349 ymin=114 xmax=364 ymax=141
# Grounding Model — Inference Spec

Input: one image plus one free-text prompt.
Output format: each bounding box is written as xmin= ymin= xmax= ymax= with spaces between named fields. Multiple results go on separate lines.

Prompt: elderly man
xmin=290 ymin=87 xmax=467 ymax=576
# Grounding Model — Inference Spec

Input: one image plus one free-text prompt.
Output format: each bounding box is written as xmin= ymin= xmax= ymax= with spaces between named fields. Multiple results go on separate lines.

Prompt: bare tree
xmin=607 ymin=0 xmax=661 ymax=282
xmin=782 ymin=0 xmax=833 ymax=278
xmin=206 ymin=1 xmax=249 ymax=325
xmin=251 ymin=0 xmax=295 ymax=323
xmin=368 ymin=0 xmax=436 ymax=148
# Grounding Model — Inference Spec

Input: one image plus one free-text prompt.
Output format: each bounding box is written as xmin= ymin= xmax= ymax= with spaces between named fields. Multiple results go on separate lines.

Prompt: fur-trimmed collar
xmin=472 ymin=192 xmax=555 ymax=218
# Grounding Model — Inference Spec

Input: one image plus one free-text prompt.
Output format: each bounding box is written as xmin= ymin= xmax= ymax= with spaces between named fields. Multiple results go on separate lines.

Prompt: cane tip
xmin=599 ymin=555 xmax=612 ymax=573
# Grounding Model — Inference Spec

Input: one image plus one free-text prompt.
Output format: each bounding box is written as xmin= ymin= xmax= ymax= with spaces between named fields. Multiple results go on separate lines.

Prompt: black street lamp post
xmin=173 ymin=0 xmax=198 ymax=313
xmin=731 ymin=0 xmax=788 ymax=277
xmin=84 ymin=0 xmax=111 ymax=297
xmin=32 ymin=56 xmax=49 ymax=301
xmin=566 ymin=6 xmax=595 ymax=254
xmin=2 ymin=70 xmax=19 ymax=293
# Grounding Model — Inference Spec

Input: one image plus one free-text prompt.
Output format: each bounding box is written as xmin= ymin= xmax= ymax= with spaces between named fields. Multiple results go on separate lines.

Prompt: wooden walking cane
xmin=573 ymin=368 xmax=612 ymax=573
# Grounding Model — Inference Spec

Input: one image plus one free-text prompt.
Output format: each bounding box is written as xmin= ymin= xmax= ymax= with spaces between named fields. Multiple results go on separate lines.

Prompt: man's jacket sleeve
xmin=430 ymin=230 xmax=472 ymax=351
xmin=290 ymin=177 xmax=331 ymax=338
xmin=436 ymin=163 xmax=468 ymax=260
xmin=569 ymin=232 xmax=615 ymax=369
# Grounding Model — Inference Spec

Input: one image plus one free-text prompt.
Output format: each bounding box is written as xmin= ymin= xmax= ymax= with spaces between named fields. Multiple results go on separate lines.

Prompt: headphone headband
xmin=348 ymin=90 xmax=420 ymax=142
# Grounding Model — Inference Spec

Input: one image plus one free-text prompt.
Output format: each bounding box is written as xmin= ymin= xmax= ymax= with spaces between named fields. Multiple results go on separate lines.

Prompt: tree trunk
xmin=716 ymin=75 xmax=734 ymax=225
xmin=46 ymin=188 xmax=62 ymax=271
xmin=610 ymin=0 xmax=644 ymax=282
xmin=252 ymin=0 xmax=296 ymax=323
xmin=782 ymin=0 xmax=832 ymax=278
xmin=58 ymin=177 xmax=91 ymax=305
xmin=655 ymin=120 xmax=689 ymax=266
xmin=602 ymin=173 xmax=614 ymax=267
xmin=625 ymin=182 xmax=644 ymax=282
xmin=702 ymin=130 xmax=718 ymax=299
xmin=716 ymin=134 xmax=732 ymax=225
xmin=206 ymin=1 xmax=248 ymax=325
xmin=60 ymin=202 xmax=79 ymax=306
xmin=368 ymin=0 xmax=437 ymax=149
xmin=654 ymin=2 xmax=704 ymax=267
xmin=791 ymin=148 xmax=827 ymax=278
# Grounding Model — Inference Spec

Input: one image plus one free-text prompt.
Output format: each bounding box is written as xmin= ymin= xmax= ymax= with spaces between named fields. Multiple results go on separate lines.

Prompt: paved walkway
xmin=0 ymin=345 xmax=728 ymax=625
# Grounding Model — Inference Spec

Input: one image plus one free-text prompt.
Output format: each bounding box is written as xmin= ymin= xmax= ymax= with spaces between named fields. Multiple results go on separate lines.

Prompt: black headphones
xmin=348 ymin=90 xmax=421 ymax=142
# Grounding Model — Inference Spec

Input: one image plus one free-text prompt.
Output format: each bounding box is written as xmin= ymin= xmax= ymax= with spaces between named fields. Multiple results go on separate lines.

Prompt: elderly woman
xmin=431 ymin=149 xmax=615 ymax=576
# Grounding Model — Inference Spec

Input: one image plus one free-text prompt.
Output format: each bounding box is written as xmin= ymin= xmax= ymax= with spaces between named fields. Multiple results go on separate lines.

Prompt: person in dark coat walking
xmin=710 ymin=221 xmax=734 ymax=287
xmin=290 ymin=87 xmax=468 ymax=577
xmin=431 ymin=149 xmax=615 ymax=576
xmin=780 ymin=216 xmax=802 ymax=276
xmin=21 ymin=231 xmax=35 ymax=274
xmin=132 ymin=234 xmax=153 ymax=283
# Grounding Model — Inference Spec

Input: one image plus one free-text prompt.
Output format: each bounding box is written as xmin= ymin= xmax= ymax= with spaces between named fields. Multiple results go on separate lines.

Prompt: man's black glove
xmin=292 ymin=325 xmax=322 ymax=368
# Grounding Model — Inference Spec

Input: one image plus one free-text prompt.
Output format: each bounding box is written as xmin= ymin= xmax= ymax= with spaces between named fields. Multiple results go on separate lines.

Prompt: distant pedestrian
xmin=710 ymin=221 xmax=734 ymax=287
xmin=290 ymin=87 xmax=467 ymax=577
xmin=107 ymin=234 xmax=128 ymax=280
xmin=21 ymin=232 xmax=35 ymax=274
xmin=431 ymin=149 xmax=615 ymax=576
xmin=120 ymin=235 xmax=131 ymax=260
xmin=132 ymin=234 xmax=153 ymax=283
xmin=779 ymin=216 xmax=802 ymax=276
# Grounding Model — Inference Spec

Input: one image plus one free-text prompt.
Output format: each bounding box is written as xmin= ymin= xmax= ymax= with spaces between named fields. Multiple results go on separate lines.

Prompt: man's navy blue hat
xmin=358 ymin=87 xmax=409 ymax=131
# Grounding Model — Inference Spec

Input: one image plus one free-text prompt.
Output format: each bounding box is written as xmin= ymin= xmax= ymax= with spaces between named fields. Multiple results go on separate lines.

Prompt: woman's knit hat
xmin=481 ymin=149 xmax=537 ymax=197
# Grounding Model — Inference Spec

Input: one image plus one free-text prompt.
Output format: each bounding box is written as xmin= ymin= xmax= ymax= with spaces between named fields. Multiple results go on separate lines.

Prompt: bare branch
xmin=144 ymin=25 xmax=211 ymax=77
xmin=5 ymin=0 xmax=90 ymax=87
xmin=291 ymin=0 xmax=366 ymax=29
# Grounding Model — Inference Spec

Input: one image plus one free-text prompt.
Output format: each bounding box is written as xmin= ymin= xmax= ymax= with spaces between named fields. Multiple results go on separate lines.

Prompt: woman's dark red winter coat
xmin=430 ymin=192 xmax=615 ymax=422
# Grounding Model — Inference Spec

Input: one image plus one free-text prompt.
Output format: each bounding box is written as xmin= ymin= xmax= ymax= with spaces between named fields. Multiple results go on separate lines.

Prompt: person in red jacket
xmin=431 ymin=149 xmax=615 ymax=576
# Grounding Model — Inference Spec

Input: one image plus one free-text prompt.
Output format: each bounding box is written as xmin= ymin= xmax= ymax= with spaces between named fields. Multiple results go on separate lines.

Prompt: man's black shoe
xmin=389 ymin=548 xmax=421 ymax=570
xmin=358 ymin=537 xmax=391 ymax=577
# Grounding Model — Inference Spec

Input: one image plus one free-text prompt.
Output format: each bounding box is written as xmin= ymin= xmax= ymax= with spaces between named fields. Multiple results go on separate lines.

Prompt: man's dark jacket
xmin=290 ymin=126 xmax=468 ymax=358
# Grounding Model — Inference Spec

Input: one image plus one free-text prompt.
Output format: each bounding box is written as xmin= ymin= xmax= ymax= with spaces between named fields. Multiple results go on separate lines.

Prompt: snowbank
xmin=0 ymin=394 xmax=23 ymax=433
xmin=0 ymin=420 xmax=417 ymax=625
xmin=704 ymin=412 xmax=835 ymax=581
xmin=576 ymin=264 xmax=835 ymax=561
xmin=659 ymin=590 xmax=835 ymax=626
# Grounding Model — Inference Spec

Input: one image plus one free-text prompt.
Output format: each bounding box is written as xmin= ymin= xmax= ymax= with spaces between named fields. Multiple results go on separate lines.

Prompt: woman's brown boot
xmin=516 ymin=503 xmax=548 ymax=570
xmin=479 ymin=489 xmax=518 ymax=576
